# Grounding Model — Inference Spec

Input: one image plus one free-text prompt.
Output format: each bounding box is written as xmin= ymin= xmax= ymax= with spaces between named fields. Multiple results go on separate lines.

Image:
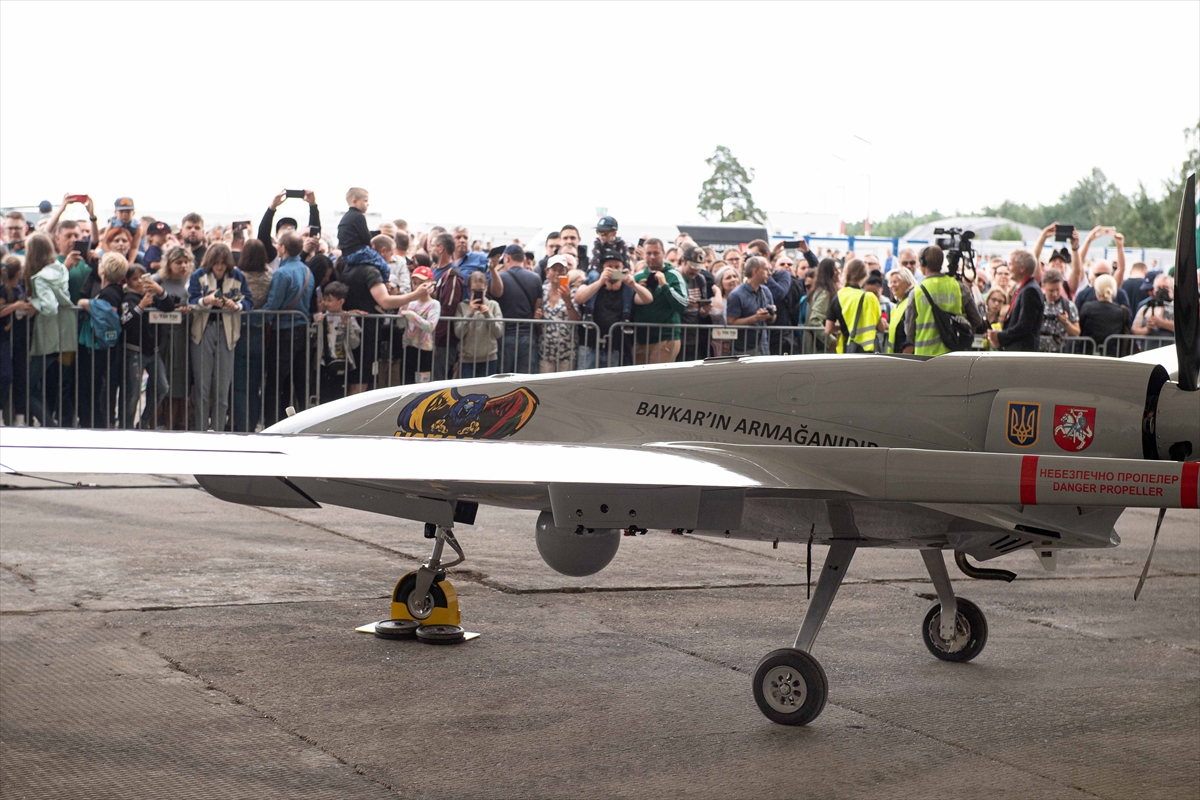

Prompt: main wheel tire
xmin=752 ymin=648 xmax=828 ymax=726
xmin=374 ymin=619 xmax=420 ymax=640
xmin=922 ymin=597 xmax=988 ymax=662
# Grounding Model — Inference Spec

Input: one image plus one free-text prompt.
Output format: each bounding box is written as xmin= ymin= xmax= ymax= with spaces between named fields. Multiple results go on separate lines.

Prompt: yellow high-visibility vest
xmin=887 ymin=294 xmax=910 ymax=353
xmin=835 ymin=286 xmax=880 ymax=353
xmin=911 ymin=274 xmax=962 ymax=356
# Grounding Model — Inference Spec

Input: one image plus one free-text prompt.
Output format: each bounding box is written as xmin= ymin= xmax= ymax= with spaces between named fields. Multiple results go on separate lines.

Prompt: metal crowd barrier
xmin=599 ymin=322 xmax=832 ymax=365
xmin=312 ymin=315 xmax=603 ymax=400
xmin=2 ymin=307 xmax=306 ymax=432
xmin=0 ymin=304 xmax=1180 ymax=433
xmin=1100 ymin=334 xmax=1173 ymax=359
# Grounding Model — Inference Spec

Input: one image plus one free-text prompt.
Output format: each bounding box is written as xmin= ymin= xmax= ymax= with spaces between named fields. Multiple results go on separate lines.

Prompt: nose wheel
xmin=752 ymin=648 xmax=828 ymax=726
xmin=921 ymin=597 xmax=988 ymax=662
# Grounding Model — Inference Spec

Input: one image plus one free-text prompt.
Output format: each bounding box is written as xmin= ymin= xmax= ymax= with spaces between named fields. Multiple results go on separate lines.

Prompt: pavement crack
xmin=154 ymin=651 xmax=408 ymax=798
xmin=0 ymin=561 xmax=36 ymax=584
xmin=826 ymin=698 xmax=1107 ymax=799
xmin=613 ymin=620 xmax=1106 ymax=797
xmin=0 ymin=595 xmax=391 ymax=617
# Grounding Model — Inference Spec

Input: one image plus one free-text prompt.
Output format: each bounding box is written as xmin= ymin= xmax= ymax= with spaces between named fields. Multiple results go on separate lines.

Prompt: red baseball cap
xmin=411 ymin=266 xmax=434 ymax=282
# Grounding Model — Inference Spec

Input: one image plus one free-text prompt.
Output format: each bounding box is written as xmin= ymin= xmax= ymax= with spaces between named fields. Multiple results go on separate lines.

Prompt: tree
xmin=697 ymin=146 xmax=765 ymax=224
xmin=990 ymin=224 xmax=1022 ymax=241
xmin=845 ymin=210 xmax=943 ymax=237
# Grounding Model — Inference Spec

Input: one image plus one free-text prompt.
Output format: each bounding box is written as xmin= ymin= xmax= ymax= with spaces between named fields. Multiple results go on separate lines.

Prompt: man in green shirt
xmin=50 ymin=221 xmax=91 ymax=303
xmin=631 ymin=238 xmax=689 ymax=364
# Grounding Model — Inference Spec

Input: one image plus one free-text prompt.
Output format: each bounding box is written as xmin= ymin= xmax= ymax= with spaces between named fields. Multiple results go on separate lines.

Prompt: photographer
xmin=259 ymin=189 xmax=321 ymax=265
xmin=728 ymin=256 xmax=777 ymax=356
xmin=987 ymin=250 xmax=1044 ymax=351
xmin=1131 ymin=273 xmax=1175 ymax=342
xmin=1037 ymin=268 xmax=1080 ymax=352
xmin=630 ymin=239 xmax=688 ymax=364
xmin=1031 ymin=222 xmax=1081 ymax=287
xmin=902 ymin=245 xmax=978 ymax=355
xmin=261 ymin=232 xmax=314 ymax=426
xmin=573 ymin=248 xmax=653 ymax=369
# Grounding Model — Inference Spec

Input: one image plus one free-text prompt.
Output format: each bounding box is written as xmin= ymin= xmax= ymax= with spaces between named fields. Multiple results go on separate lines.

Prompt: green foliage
xmin=844 ymin=122 xmax=1198 ymax=248
xmin=845 ymin=210 xmax=943 ymax=237
xmin=697 ymin=146 xmax=765 ymax=224
xmin=990 ymin=224 xmax=1022 ymax=241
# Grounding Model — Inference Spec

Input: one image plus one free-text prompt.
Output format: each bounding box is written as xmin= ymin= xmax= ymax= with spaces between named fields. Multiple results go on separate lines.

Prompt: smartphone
xmin=231 ymin=220 xmax=251 ymax=238
xmin=578 ymin=244 xmax=588 ymax=261
xmin=66 ymin=194 xmax=89 ymax=204
xmin=488 ymin=245 xmax=505 ymax=259
xmin=1054 ymin=224 xmax=1075 ymax=242
xmin=471 ymin=288 xmax=484 ymax=302
xmin=309 ymin=225 xmax=321 ymax=237
xmin=783 ymin=240 xmax=804 ymax=249
xmin=637 ymin=238 xmax=645 ymax=248
xmin=558 ymin=275 xmax=569 ymax=292
xmin=285 ymin=189 xmax=305 ymax=199
xmin=72 ymin=239 xmax=91 ymax=260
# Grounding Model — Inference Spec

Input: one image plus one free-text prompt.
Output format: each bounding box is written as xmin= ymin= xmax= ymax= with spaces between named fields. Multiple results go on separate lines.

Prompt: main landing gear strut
xmin=751 ymin=542 xmax=989 ymax=726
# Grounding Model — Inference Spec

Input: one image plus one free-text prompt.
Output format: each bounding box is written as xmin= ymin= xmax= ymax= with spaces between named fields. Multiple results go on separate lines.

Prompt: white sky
xmin=1 ymin=1 xmax=1197 ymax=230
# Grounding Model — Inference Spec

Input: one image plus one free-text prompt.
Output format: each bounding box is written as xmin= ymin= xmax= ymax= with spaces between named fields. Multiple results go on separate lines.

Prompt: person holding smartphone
xmin=453 ymin=272 xmax=504 ymax=379
xmin=533 ymin=255 xmax=580 ymax=373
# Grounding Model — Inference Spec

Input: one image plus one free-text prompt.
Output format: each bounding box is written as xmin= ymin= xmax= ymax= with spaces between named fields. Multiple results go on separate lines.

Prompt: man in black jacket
xmin=988 ymin=249 xmax=1044 ymax=351
xmin=258 ymin=189 xmax=321 ymax=265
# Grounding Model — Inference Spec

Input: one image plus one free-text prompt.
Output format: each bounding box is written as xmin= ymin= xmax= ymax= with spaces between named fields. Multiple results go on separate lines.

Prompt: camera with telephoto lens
xmin=933 ymin=227 xmax=976 ymax=279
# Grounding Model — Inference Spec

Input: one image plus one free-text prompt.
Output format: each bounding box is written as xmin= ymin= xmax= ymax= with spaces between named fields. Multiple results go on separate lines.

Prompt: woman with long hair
xmin=0 ymin=256 xmax=33 ymax=424
xmin=709 ymin=264 xmax=740 ymax=356
xmin=23 ymin=233 xmax=77 ymax=425
xmin=803 ymin=258 xmax=840 ymax=353
xmin=231 ymin=239 xmax=272 ymax=431
xmin=151 ymin=246 xmax=194 ymax=428
xmin=187 ymin=244 xmax=251 ymax=431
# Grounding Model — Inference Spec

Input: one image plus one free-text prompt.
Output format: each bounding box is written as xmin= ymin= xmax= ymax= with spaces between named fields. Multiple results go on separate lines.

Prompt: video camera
xmin=933 ymin=227 xmax=976 ymax=280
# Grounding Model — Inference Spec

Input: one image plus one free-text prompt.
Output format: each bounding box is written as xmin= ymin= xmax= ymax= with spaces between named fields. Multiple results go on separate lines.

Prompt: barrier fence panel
xmin=1100 ymin=334 xmax=1174 ymax=359
xmin=603 ymin=322 xmax=834 ymax=364
xmin=1060 ymin=336 xmax=1098 ymax=356
xmin=316 ymin=315 xmax=603 ymax=401
xmin=9 ymin=308 xmax=308 ymax=432
xmin=1 ymin=302 xmax=1181 ymax=431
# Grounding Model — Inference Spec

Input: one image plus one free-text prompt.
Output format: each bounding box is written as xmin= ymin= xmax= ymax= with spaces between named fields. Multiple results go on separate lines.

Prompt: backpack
xmin=78 ymin=298 xmax=121 ymax=350
xmin=919 ymin=283 xmax=974 ymax=351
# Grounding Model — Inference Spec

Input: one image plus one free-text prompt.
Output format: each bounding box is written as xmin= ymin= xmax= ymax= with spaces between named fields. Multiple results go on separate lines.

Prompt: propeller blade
xmin=1174 ymin=173 xmax=1198 ymax=391
xmin=1133 ymin=507 xmax=1168 ymax=600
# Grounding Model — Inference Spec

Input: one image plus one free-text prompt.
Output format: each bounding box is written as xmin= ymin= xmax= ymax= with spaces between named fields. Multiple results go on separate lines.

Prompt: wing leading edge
xmin=2 ymin=430 xmax=1195 ymax=526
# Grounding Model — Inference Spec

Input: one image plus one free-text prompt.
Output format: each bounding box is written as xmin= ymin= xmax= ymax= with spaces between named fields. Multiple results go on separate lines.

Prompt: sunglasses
xmin=900 ymin=260 xmax=917 ymax=267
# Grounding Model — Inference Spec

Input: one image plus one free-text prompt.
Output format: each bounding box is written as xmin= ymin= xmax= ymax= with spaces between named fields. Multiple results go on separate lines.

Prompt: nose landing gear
xmin=365 ymin=523 xmax=469 ymax=643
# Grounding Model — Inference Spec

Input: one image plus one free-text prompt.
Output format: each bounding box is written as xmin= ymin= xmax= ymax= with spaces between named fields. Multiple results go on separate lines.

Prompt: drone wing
xmin=2 ymin=430 xmax=1195 ymax=531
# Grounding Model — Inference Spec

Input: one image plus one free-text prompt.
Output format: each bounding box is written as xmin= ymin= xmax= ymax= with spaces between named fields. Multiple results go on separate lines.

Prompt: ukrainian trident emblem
xmin=1006 ymin=402 xmax=1040 ymax=448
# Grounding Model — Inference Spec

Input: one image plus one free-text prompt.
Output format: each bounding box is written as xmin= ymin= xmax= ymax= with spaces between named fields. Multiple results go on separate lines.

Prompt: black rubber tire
xmin=393 ymin=574 xmax=448 ymax=621
xmin=922 ymin=597 xmax=988 ymax=662
xmin=752 ymin=648 xmax=828 ymax=726
xmin=374 ymin=619 xmax=420 ymax=640
xmin=415 ymin=624 xmax=466 ymax=645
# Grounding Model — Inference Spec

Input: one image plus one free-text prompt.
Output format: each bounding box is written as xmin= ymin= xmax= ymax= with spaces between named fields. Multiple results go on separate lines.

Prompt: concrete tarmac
xmin=1 ymin=473 xmax=1197 ymax=799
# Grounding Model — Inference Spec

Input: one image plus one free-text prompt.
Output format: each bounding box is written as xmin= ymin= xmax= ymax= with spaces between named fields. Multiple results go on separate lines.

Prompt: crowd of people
xmin=0 ymin=190 xmax=1182 ymax=431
